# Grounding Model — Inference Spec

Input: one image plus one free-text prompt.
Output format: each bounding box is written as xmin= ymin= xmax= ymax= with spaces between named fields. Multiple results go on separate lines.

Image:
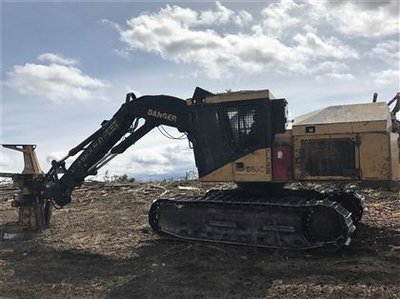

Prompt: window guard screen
xmin=226 ymin=105 xmax=266 ymax=150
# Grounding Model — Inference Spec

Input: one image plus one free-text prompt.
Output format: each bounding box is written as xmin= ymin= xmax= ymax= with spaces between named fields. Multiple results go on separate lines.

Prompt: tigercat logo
xmin=147 ymin=109 xmax=177 ymax=122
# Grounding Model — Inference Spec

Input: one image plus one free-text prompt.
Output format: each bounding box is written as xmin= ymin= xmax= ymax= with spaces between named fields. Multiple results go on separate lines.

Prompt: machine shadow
xmin=106 ymin=224 xmax=400 ymax=298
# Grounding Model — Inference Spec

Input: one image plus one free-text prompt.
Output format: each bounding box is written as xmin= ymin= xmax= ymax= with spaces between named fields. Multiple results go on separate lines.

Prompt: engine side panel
xmin=200 ymin=148 xmax=272 ymax=182
xmin=390 ymin=132 xmax=400 ymax=181
xmin=293 ymin=134 xmax=359 ymax=180
xmin=359 ymin=133 xmax=390 ymax=180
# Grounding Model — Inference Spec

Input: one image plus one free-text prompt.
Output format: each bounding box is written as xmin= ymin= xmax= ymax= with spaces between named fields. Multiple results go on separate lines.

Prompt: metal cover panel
xmin=205 ymin=90 xmax=273 ymax=104
xmin=297 ymin=138 xmax=357 ymax=178
xmin=359 ymin=133 xmax=390 ymax=180
xmin=390 ymin=133 xmax=400 ymax=180
xmin=272 ymin=145 xmax=292 ymax=181
xmin=294 ymin=102 xmax=390 ymax=126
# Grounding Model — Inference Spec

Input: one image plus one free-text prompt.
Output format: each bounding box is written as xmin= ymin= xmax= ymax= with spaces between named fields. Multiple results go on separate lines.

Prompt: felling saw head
xmin=0 ymin=144 xmax=52 ymax=240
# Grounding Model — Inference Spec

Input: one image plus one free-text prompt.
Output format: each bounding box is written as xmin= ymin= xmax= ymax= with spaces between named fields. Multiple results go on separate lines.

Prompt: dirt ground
xmin=0 ymin=181 xmax=399 ymax=298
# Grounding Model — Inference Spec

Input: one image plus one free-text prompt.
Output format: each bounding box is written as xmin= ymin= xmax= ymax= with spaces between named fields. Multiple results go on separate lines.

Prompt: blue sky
xmin=1 ymin=0 xmax=399 ymax=180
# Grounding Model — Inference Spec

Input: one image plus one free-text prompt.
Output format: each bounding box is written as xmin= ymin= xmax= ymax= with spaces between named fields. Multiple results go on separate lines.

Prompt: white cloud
xmin=0 ymin=151 xmax=16 ymax=170
xmin=46 ymin=151 xmax=68 ymax=164
xmin=151 ymin=2 xmax=252 ymax=27
xmin=259 ymin=1 xmax=399 ymax=38
xmin=104 ymin=142 xmax=195 ymax=179
xmin=198 ymin=1 xmax=234 ymax=25
xmin=326 ymin=73 xmax=355 ymax=80
xmin=37 ymin=53 xmax=78 ymax=66
xmin=110 ymin=1 xmax=399 ymax=83
xmin=113 ymin=48 xmax=131 ymax=59
xmin=118 ymin=5 xmax=302 ymax=78
xmin=234 ymin=10 xmax=253 ymax=27
xmin=115 ymin=2 xmax=362 ymax=78
xmin=293 ymin=32 xmax=359 ymax=60
xmin=5 ymin=54 xmax=107 ymax=103
xmin=200 ymin=1 xmax=252 ymax=27
xmin=310 ymin=0 xmax=399 ymax=37
xmin=370 ymin=41 xmax=400 ymax=65
xmin=310 ymin=61 xmax=350 ymax=73
xmin=131 ymin=150 xmax=170 ymax=166
xmin=260 ymin=0 xmax=300 ymax=38
xmin=311 ymin=61 xmax=355 ymax=81
xmin=100 ymin=18 xmax=122 ymax=31
xmin=371 ymin=69 xmax=400 ymax=86
xmin=131 ymin=143 xmax=193 ymax=169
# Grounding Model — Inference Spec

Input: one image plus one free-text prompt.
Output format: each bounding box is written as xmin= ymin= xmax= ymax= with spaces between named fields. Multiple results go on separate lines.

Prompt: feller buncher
xmin=1 ymin=88 xmax=399 ymax=249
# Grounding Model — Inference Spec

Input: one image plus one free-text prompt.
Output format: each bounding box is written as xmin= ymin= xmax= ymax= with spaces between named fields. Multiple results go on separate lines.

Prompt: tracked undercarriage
xmin=149 ymin=187 xmax=363 ymax=250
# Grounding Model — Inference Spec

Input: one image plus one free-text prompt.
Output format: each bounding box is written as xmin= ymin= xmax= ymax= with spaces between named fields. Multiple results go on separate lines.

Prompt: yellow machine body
xmin=292 ymin=102 xmax=399 ymax=185
xmin=197 ymin=91 xmax=400 ymax=188
xmin=2 ymin=88 xmax=397 ymax=249
xmin=201 ymin=148 xmax=272 ymax=182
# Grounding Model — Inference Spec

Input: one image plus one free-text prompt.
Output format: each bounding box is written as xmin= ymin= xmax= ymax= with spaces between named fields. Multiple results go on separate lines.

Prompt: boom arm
xmin=37 ymin=93 xmax=191 ymax=206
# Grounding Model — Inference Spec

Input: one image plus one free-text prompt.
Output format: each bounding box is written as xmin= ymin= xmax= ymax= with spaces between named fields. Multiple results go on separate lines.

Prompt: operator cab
xmin=187 ymin=87 xmax=287 ymax=180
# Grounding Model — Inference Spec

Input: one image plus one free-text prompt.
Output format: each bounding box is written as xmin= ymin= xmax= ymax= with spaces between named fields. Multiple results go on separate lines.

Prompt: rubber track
xmin=149 ymin=189 xmax=356 ymax=250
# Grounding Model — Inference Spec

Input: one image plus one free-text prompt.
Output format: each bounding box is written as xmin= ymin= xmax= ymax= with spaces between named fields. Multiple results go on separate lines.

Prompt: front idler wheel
xmin=304 ymin=207 xmax=344 ymax=243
